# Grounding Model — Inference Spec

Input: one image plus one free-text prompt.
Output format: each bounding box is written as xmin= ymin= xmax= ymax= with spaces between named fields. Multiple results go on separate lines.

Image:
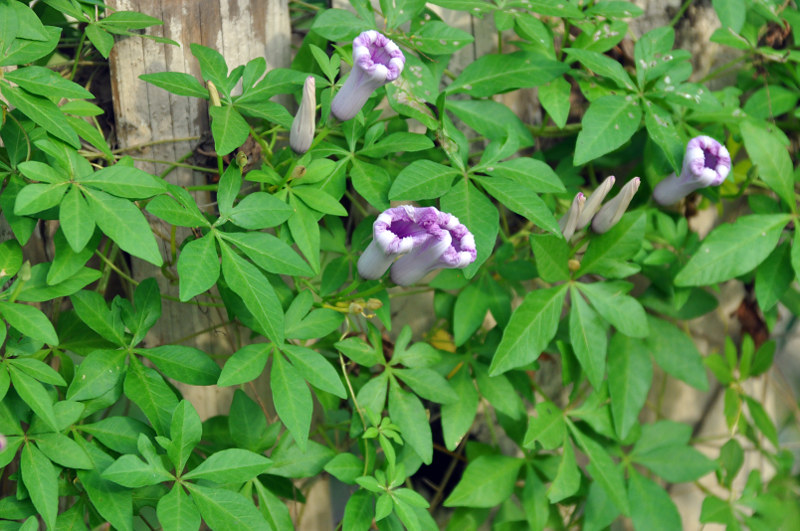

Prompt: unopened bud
xmin=592 ymin=177 xmax=640 ymax=233
xmin=290 ymin=76 xmax=316 ymax=154
xmin=576 ymin=176 xmax=615 ymax=230
xmin=348 ymin=302 xmax=364 ymax=314
xmin=366 ymin=298 xmax=383 ymax=311
xmin=235 ymin=151 xmax=248 ymax=168
xmin=568 ymin=259 xmax=581 ymax=272
xmin=559 ymin=192 xmax=585 ymax=240
xmin=207 ymin=81 xmax=221 ymax=107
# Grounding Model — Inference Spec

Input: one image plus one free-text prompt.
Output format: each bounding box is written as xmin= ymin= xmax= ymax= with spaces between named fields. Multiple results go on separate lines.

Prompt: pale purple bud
xmin=290 ymin=76 xmax=316 ymax=153
xmin=357 ymin=206 xmax=476 ymax=286
xmin=331 ymin=30 xmax=405 ymax=121
xmin=592 ymin=177 xmax=641 ymax=233
xmin=653 ymin=135 xmax=731 ymax=205
xmin=559 ymin=192 xmax=585 ymax=240
xmin=576 ymin=175 xmax=615 ymax=229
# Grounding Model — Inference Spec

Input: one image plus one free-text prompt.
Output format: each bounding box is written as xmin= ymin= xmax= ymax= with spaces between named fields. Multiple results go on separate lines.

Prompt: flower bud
xmin=559 ymin=192 xmax=585 ymax=240
xmin=576 ymin=175 xmax=615 ymax=229
xmin=290 ymin=76 xmax=316 ymax=153
xmin=592 ymin=177 xmax=640 ymax=233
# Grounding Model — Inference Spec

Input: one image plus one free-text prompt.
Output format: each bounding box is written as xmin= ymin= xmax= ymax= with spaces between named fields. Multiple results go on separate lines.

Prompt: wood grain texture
xmin=108 ymin=0 xmax=289 ymax=419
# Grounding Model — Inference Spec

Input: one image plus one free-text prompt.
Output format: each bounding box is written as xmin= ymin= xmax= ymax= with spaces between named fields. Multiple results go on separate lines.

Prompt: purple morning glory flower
xmin=290 ymin=76 xmax=316 ymax=154
xmin=653 ymin=135 xmax=731 ymax=205
xmin=357 ymin=206 xmax=477 ymax=286
xmin=592 ymin=177 xmax=640 ymax=233
xmin=331 ymin=30 xmax=405 ymax=121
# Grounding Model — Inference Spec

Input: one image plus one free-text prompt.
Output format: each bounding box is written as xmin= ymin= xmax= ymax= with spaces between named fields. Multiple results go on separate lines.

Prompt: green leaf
xmin=267 ymin=438 xmax=334 ymax=478
xmin=282 ymin=344 xmax=346 ymax=398
xmin=476 ymin=175 xmax=560 ymax=234
xmin=577 ymin=281 xmax=648 ymax=337
xmin=446 ymin=99 xmax=534 ymax=146
xmin=70 ymin=290 xmax=125 ymax=344
xmin=59 ymin=185 xmax=95 ymax=252
xmin=293 ymin=185 xmax=347 ymax=216
xmin=343 ymin=489 xmax=374 ymax=531
xmin=10 ymin=367 xmax=58 ymax=431
xmin=388 ymin=160 xmax=459 ymax=201
xmin=221 ymin=232 xmax=311 ymax=278
xmin=628 ymin=468 xmax=682 ymax=531
xmin=189 ymin=43 xmax=229 ymax=91
xmin=220 ymin=241 xmax=284 ymax=344
xmin=76 ymin=453 xmax=133 ymax=531
xmin=607 ymin=333 xmax=652 ymax=439
xmin=547 ymin=435 xmax=581 ymax=503
xmin=310 ymin=8 xmax=371 ymax=40
xmin=453 ymin=281 xmax=490 ymax=346
xmin=523 ymin=401 xmax=565 ymax=451
xmin=484 ymin=157 xmax=564 ymax=193
xmin=14 ymin=182 xmax=69 ymax=215
xmin=102 ymin=453 xmax=173 ymax=488
xmin=177 ymin=234 xmax=220 ymax=301
xmin=744 ymin=396 xmax=778 ymax=447
xmin=146 ymin=194 xmax=208 ymax=227
xmin=20 ymin=443 xmax=57 ymax=529
xmin=157 ymin=485 xmax=201 ymax=531
xmin=699 ymin=495 xmax=737 ymax=527
xmin=17 ymin=160 xmax=67 ymax=183
xmin=1 ymin=26 xmax=60 ymax=67
xmin=574 ymin=95 xmax=642 ymax=165
xmin=324 ymin=454 xmax=364 ymax=486
xmin=0 ymin=301 xmax=58 ymax=345
xmin=218 ymin=343 xmax=270 ymax=386
xmin=271 ymin=353 xmax=312 ymax=450
xmin=569 ymin=423 xmax=630 ymax=515
xmin=634 ymin=444 xmax=717 ymax=482
xmin=351 ymin=159 xmax=391 ymax=211
xmin=83 ymin=187 xmax=163 ymax=266
xmin=287 ymin=194 xmax=321 ymax=273
xmin=447 ymin=51 xmax=567 ymax=97
xmin=80 ymin=417 xmax=155 ymax=455
xmin=184 ymin=448 xmax=272 ymax=484
xmin=712 ymin=0 xmax=746 ymax=32
xmin=85 ymin=24 xmax=114 ymax=58
xmin=539 ymin=77 xmax=571 ymax=129
xmin=67 ymin=116 xmax=114 ymax=159
xmin=187 ymin=483 xmax=270 ymax=531
xmin=578 ymin=211 xmax=646 ymax=277
xmin=644 ymin=104 xmax=684 ymax=173
xmin=675 ymin=214 xmax=791 ymax=286
xmin=490 ymin=284 xmax=567 ymax=375
xmin=0 ymin=84 xmax=80 ymax=147
xmin=8 ymin=357 xmax=65 ymax=386
xmin=140 ymin=72 xmax=209 ymax=98
xmin=645 ymin=316 xmax=708 ymax=390
xmin=441 ymin=368 xmax=479 ymax=451
xmin=565 ymin=48 xmax=636 ymax=91
xmin=440 ymin=179 xmax=499 ymax=278
xmin=569 ymin=287 xmax=607 ymax=389
xmin=286 ymin=308 xmax=344 ymax=340
xmin=228 ymin=192 xmax=292 ymax=229
xmin=394 ymin=368 xmax=458 ymax=404
xmin=411 ymin=20 xmax=474 ymax=54
xmin=0 ymin=240 xmax=22 ymax=280
xmin=388 ymin=378 xmax=432 ymax=464
xmin=139 ymin=345 xmax=220 ymax=386
xmin=359 ymin=132 xmax=434 ymax=158
xmin=229 ymin=390 xmax=272 ymax=453
xmin=335 ymin=336 xmax=382 ymax=367
xmin=80 ymin=164 xmax=165 ymax=199
xmin=755 ymin=241 xmax=793 ymax=311
xmin=124 ymin=357 xmax=178 ymax=435
xmin=209 ymin=105 xmax=250 ymax=156
xmin=444 ymin=455 xmax=523 ymax=508
xmin=474 ymin=364 xmax=524 ymax=419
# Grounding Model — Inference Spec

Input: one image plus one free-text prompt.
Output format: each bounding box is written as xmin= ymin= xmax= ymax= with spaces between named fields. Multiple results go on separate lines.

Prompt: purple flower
xmin=331 ymin=30 xmax=405 ymax=121
xmin=290 ymin=76 xmax=316 ymax=153
xmin=592 ymin=177 xmax=640 ymax=233
xmin=576 ymin=175 xmax=615 ymax=230
xmin=653 ymin=135 xmax=731 ymax=205
xmin=357 ymin=206 xmax=477 ymax=286
xmin=559 ymin=192 xmax=585 ymax=240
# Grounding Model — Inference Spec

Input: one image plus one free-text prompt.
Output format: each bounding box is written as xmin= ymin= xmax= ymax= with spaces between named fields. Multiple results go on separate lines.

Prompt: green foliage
xmin=1 ymin=0 xmax=799 ymax=529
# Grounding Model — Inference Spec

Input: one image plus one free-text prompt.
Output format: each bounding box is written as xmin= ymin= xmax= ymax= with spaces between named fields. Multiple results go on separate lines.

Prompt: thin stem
xmin=340 ymin=352 xmax=366 ymax=428
xmin=69 ymin=32 xmax=86 ymax=81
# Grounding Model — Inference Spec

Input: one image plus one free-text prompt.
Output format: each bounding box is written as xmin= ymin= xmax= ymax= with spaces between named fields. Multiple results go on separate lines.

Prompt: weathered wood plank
xmin=108 ymin=0 xmax=290 ymax=419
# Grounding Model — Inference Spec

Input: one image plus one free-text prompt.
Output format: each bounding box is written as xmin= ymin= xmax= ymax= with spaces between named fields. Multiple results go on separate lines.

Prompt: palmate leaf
xmin=157 ymin=485 xmax=201 ymax=531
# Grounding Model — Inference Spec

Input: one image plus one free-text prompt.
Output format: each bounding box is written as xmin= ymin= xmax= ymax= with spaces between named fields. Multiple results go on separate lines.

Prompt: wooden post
xmin=107 ymin=0 xmax=290 ymax=419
